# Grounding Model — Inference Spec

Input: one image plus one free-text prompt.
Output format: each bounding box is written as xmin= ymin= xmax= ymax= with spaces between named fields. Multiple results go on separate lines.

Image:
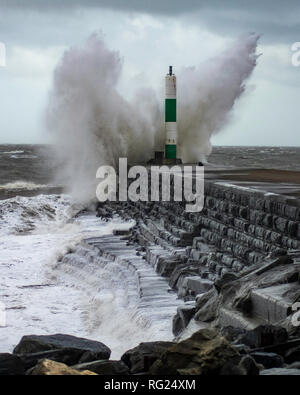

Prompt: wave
xmin=0 ymin=202 xmax=137 ymax=355
xmin=0 ymin=181 xmax=54 ymax=191
xmin=1 ymin=150 xmax=24 ymax=154
xmin=10 ymin=154 xmax=38 ymax=159
xmin=52 ymin=239 xmax=177 ymax=358
xmin=0 ymin=194 xmax=75 ymax=235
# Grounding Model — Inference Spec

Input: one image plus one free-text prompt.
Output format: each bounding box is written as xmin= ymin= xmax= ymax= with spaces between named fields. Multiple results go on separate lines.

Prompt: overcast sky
xmin=0 ymin=0 xmax=300 ymax=146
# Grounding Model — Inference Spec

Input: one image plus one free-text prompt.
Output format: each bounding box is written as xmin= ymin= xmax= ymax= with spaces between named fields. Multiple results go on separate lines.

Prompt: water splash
xmin=47 ymin=32 xmax=259 ymax=202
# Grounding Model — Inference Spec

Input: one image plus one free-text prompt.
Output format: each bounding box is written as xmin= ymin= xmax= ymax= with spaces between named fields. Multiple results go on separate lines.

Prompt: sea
xmin=1 ymin=144 xmax=300 ymax=357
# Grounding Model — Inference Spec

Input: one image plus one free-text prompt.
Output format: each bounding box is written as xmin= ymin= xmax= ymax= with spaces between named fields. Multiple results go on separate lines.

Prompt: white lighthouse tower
xmin=165 ymin=66 xmax=177 ymax=159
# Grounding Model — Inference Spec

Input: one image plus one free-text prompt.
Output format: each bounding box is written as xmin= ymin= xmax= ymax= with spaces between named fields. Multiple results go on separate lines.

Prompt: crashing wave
xmin=0 ymin=181 xmax=54 ymax=191
xmin=1 ymin=150 xmax=25 ymax=154
xmin=0 ymin=194 xmax=74 ymax=235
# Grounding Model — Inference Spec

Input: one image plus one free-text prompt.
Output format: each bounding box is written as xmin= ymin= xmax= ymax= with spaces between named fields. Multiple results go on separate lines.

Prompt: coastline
xmin=1 ymin=164 xmax=300 ymax=375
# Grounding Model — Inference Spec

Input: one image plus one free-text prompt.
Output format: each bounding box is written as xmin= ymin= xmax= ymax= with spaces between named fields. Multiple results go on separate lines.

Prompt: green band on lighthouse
xmin=165 ymin=99 xmax=176 ymax=122
xmin=165 ymin=144 xmax=177 ymax=159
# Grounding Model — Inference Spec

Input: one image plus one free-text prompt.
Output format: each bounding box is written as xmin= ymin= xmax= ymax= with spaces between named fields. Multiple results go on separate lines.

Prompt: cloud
xmin=1 ymin=0 xmax=300 ymax=44
xmin=0 ymin=0 xmax=298 ymax=14
xmin=0 ymin=0 xmax=299 ymax=148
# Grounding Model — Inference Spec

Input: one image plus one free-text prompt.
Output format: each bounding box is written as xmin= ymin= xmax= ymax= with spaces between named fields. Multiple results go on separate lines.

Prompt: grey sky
xmin=0 ymin=0 xmax=299 ymax=145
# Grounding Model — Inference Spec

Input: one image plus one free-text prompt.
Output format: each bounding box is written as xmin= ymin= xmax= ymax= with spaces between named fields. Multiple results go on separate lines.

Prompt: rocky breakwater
xmin=96 ymin=179 xmax=300 ymax=339
xmin=2 ymin=176 xmax=300 ymax=375
xmin=3 ymin=326 xmax=300 ymax=375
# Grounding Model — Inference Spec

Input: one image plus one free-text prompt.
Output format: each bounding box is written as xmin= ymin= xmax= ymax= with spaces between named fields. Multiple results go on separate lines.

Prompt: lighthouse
xmin=148 ymin=66 xmax=181 ymax=165
xmin=165 ymin=66 xmax=177 ymax=159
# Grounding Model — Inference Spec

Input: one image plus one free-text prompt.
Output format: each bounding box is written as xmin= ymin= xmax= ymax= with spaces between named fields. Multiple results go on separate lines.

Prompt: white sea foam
xmin=0 ymin=194 xmax=72 ymax=235
xmin=0 ymin=181 xmax=55 ymax=191
xmin=53 ymin=239 xmax=178 ymax=358
xmin=0 ymin=194 xmax=127 ymax=352
xmin=0 ymin=194 xmax=177 ymax=357
xmin=2 ymin=150 xmax=24 ymax=154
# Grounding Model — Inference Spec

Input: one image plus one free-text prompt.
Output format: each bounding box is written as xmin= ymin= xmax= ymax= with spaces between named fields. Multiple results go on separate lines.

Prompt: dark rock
xmin=215 ymin=272 xmax=238 ymax=292
xmin=121 ymin=341 xmax=174 ymax=374
xmin=239 ymin=207 xmax=249 ymax=220
xmin=287 ymin=361 xmax=300 ymax=369
xmin=273 ymin=217 xmax=288 ymax=233
xmin=221 ymin=326 xmax=246 ymax=343
xmin=285 ymin=345 xmax=300 ymax=364
xmin=238 ymin=325 xmax=288 ymax=349
xmin=149 ymin=329 xmax=239 ymax=375
xmin=18 ymin=348 xmax=88 ymax=370
xmin=262 ymin=214 xmax=273 ymax=228
xmin=113 ymin=229 xmax=131 ymax=236
xmin=268 ymin=249 xmax=287 ymax=258
xmin=173 ymin=305 xmax=196 ymax=336
xmin=254 ymin=255 xmax=292 ymax=276
xmin=234 ymin=344 xmax=251 ymax=355
xmin=260 ymin=368 xmax=300 ymax=375
xmin=220 ymin=355 xmax=260 ymax=375
xmin=287 ymin=221 xmax=298 ymax=238
xmin=172 ymin=314 xmax=184 ymax=337
xmin=156 ymin=257 xmax=181 ymax=277
xmin=252 ymin=338 xmax=300 ymax=356
xmin=238 ymin=355 xmax=261 ymax=375
xmin=72 ymin=360 xmax=129 ymax=375
xmin=234 ymin=294 xmax=253 ymax=315
xmin=168 ymin=265 xmax=200 ymax=290
xmin=219 ymin=356 xmax=246 ymax=375
xmin=13 ymin=334 xmax=111 ymax=363
xmin=250 ymin=352 xmax=284 ymax=369
xmin=194 ymin=288 xmax=219 ymax=322
xmin=0 ymin=353 xmax=25 ymax=375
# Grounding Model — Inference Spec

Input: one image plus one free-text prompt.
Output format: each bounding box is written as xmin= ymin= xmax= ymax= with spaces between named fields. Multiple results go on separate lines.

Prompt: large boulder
xmin=194 ymin=288 xmax=219 ymax=322
xmin=149 ymin=329 xmax=239 ymax=375
xmin=18 ymin=348 xmax=89 ymax=370
xmin=237 ymin=325 xmax=288 ymax=349
xmin=220 ymin=355 xmax=260 ymax=375
xmin=220 ymin=256 xmax=299 ymax=320
xmin=29 ymin=359 xmax=97 ymax=375
xmin=13 ymin=334 xmax=111 ymax=364
xmin=215 ymin=272 xmax=238 ymax=292
xmin=121 ymin=341 xmax=175 ymax=374
xmin=221 ymin=326 xmax=246 ymax=343
xmin=72 ymin=360 xmax=129 ymax=375
xmin=285 ymin=345 xmax=300 ymax=364
xmin=173 ymin=305 xmax=196 ymax=336
xmin=0 ymin=353 xmax=25 ymax=375
xmin=250 ymin=352 xmax=284 ymax=369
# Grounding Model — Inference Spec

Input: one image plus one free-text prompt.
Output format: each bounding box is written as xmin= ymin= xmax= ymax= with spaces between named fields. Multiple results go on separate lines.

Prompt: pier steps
xmin=95 ymin=181 xmax=300 ymax=336
xmin=85 ymin=235 xmax=185 ymax=332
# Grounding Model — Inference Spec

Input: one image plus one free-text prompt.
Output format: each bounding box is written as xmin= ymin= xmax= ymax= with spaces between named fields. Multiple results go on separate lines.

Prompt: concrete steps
xmin=93 ymin=182 xmax=300 ymax=336
xmin=250 ymin=284 xmax=294 ymax=324
xmin=85 ymin=235 xmax=185 ymax=332
xmin=217 ymin=283 xmax=296 ymax=331
xmin=219 ymin=307 xmax=265 ymax=331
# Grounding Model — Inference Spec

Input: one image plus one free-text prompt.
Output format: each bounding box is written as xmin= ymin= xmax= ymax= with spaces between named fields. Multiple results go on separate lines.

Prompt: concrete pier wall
xmin=97 ymin=179 xmax=300 ymax=337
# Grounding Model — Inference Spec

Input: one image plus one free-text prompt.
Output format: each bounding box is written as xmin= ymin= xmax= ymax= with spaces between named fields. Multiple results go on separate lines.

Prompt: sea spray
xmin=46 ymin=33 xmax=159 ymax=203
xmin=177 ymin=33 xmax=260 ymax=162
xmin=47 ymin=32 xmax=259 ymax=202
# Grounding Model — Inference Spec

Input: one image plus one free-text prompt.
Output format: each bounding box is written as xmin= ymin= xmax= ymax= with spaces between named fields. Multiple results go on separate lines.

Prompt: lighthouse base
xmin=147 ymin=152 xmax=182 ymax=165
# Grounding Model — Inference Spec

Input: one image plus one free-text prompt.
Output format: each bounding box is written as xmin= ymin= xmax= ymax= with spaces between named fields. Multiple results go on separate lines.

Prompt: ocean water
xmin=208 ymin=146 xmax=300 ymax=170
xmin=0 ymin=144 xmax=299 ymax=357
xmin=0 ymin=145 xmax=178 ymax=356
xmin=0 ymin=192 xmax=158 ymax=357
